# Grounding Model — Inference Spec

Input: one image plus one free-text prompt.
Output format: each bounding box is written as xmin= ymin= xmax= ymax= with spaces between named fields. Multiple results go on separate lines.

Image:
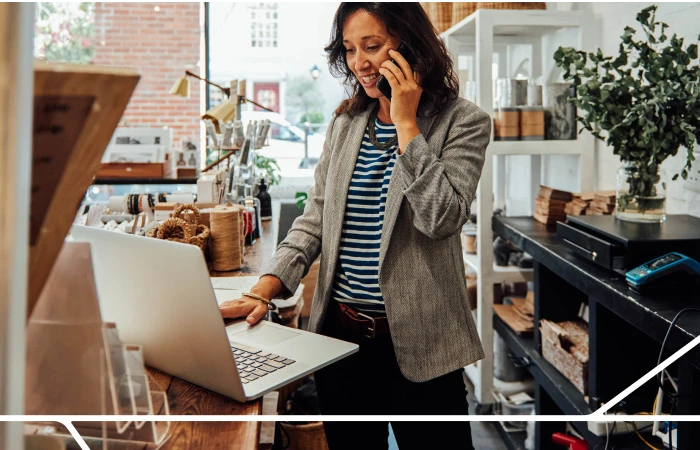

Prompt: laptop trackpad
xmin=229 ymin=323 xmax=301 ymax=347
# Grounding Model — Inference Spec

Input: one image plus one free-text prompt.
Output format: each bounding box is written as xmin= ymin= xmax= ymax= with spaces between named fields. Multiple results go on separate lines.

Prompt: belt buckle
xmin=356 ymin=312 xmax=376 ymax=339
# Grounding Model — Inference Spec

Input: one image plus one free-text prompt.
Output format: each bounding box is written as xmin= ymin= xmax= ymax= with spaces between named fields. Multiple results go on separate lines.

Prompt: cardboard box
xmin=541 ymin=319 xmax=589 ymax=395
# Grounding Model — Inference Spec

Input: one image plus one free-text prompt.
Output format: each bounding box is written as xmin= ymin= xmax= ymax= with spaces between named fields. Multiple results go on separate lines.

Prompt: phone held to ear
xmin=377 ymin=43 xmax=417 ymax=101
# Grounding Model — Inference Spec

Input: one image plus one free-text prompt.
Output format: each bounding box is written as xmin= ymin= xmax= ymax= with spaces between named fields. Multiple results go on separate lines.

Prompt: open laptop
xmin=70 ymin=225 xmax=358 ymax=402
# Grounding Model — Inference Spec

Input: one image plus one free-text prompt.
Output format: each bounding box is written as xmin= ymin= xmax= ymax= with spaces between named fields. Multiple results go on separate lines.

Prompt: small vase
xmin=615 ymin=162 xmax=667 ymax=223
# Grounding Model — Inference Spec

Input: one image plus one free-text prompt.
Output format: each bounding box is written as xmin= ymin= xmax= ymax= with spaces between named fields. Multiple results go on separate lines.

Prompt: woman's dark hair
xmin=325 ymin=2 xmax=460 ymax=117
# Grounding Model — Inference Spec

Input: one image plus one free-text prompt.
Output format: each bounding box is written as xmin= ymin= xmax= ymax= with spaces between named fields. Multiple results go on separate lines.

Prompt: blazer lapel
xmin=379 ymin=112 xmax=438 ymax=273
xmin=323 ymin=105 xmax=372 ymax=278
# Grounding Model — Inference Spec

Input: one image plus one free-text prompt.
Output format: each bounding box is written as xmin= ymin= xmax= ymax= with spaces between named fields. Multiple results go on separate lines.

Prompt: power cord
xmin=605 ymin=422 xmax=616 ymax=450
xmin=656 ymin=308 xmax=700 ymax=398
xmin=633 ymin=421 xmax=661 ymax=450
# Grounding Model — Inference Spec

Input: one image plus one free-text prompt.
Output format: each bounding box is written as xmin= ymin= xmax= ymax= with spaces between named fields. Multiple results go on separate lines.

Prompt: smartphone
xmin=376 ymin=43 xmax=417 ymax=101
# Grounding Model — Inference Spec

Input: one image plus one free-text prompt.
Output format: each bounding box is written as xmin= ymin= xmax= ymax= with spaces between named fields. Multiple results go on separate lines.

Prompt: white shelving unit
xmin=441 ymin=8 xmax=595 ymax=405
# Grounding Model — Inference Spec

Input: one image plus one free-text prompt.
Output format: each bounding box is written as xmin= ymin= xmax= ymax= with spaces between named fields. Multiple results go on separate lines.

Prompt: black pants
xmin=314 ymin=302 xmax=475 ymax=450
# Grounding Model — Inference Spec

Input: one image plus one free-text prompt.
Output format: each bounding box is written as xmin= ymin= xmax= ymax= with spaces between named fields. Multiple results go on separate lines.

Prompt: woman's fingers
xmin=219 ymin=299 xmax=253 ymax=319
xmin=378 ymin=67 xmax=399 ymax=88
xmin=381 ymin=59 xmax=405 ymax=85
xmin=218 ymin=298 xmax=269 ymax=325
xmin=389 ymin=49 xmax=415 ymax=84
xmin=246 ymin=303 xmax=270 ymax=324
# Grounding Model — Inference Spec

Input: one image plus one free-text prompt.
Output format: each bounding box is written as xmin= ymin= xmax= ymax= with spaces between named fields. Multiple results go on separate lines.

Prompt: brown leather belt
xmin=336 ymin=302 xmax=390 ymax=339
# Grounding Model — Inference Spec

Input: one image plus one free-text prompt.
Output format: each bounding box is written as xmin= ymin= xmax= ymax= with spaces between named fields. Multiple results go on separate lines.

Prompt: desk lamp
xmin=170 ymin=70 xmax=275 ymax=133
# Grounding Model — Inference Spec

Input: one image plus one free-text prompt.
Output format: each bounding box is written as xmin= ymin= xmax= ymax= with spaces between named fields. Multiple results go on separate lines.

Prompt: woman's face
xmin=342 ymin=10 xmax=397 ymax=99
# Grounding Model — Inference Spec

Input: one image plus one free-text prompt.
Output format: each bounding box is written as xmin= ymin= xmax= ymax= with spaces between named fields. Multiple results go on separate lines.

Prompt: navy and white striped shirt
xmin=331 ymin=118 xmax=397 ymax=313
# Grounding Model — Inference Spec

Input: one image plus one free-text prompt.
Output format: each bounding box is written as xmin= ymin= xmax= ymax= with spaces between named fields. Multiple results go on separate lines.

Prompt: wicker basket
xmin=477 ymin=2 xmax=546 ymax=10
xmin=428 ymin=2 xmax=453 ymax=33
xmin=148 ymin=204 xmax=211 ymax=258
xmin=452 ymin=2 xmax=477 ymax=26
xmin=279 ymin=422 xmax=329 ymax=450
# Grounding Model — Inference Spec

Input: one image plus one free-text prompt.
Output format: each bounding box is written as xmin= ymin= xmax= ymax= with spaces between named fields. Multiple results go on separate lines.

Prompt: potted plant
xmin=553 ymin=5 xmax=700 ymax=223
xmin=253 ymin=153 xmax=282 ymax=187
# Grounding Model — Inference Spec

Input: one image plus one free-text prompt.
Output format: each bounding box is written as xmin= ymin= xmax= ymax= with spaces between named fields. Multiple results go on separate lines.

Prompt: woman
xmin=220 ymin=3 xmax=490 ymax=449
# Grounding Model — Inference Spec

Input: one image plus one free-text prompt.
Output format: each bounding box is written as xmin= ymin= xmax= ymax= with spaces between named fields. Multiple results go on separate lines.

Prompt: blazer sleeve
xmin=395 ymin=103 xmax=491 ymax=240
xmin=261 ymin=115 xmax=338 ymax=298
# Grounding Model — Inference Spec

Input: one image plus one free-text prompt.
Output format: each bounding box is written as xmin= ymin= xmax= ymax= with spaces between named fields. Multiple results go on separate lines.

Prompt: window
xmin=248 ymin=3 xmax=278 ymax=48
xmin=34 ymin=2 xmax=96 ymax=64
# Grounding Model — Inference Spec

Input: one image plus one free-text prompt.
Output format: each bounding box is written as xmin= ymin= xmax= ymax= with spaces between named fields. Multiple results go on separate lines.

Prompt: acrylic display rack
xmin=25 ymin=242 xmax=170 ymax=448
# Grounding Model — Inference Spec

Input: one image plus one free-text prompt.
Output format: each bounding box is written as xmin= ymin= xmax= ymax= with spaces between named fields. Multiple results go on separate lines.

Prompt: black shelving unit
xmin=494 ymin=422 xmax=527 ymax=450
xmin=494 ymin=315 xmax=601 ymax=448
xmin=491 ymin=215 xmax=700 ymax=449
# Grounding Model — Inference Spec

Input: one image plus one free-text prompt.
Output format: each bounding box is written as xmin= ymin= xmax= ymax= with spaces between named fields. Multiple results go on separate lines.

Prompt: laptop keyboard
xmin=230 ymin=342 xmax=296 ymax=384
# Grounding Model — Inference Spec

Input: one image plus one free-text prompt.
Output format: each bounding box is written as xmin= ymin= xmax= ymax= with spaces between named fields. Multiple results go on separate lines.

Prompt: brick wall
xmin=93 ymin=2 xmax=201 ymax=150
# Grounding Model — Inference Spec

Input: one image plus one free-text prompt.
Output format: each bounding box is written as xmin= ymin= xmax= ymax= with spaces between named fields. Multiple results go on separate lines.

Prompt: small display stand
xmin=25 ymin=244 xmax=171 ymax=448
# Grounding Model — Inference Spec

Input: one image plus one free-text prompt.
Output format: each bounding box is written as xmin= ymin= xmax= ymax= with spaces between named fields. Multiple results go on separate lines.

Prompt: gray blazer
xmin=263 ymin=97 xmax=490 ymax=382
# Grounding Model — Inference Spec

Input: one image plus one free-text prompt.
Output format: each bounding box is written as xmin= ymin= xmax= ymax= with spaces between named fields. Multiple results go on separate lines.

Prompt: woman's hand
xmin=218 ymin=275 xmax=283 ymax=325
xmin=219 ymin=297 xmax=270 ymax=325
xmin=379 ymin=49 xmax=423 ymax=152
xmin=379 ymin=49 xmax=422 ymax=126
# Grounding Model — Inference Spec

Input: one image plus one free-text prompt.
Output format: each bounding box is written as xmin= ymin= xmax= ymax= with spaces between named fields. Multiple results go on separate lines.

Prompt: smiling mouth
xmin=361 ymin=74 xmax=379 ymax=84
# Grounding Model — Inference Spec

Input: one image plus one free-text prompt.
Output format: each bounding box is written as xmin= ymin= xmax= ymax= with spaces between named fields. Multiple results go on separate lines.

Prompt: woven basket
xmin=477 ymin=2 xmax=546 ymax=10
xmin=452 ymin=2 xmax=477 ymax=26
xmin=148 ymin=204 xmax=211 ymax=258
xmin=428 ymin=2 xmax=453 ymax=33
xmin=279 ymin=422 xmax=329 ymax=450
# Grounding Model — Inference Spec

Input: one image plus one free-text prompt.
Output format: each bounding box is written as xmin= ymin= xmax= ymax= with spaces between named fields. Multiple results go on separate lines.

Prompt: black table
xmin=492 ymin=216 xmax=700 ymax=450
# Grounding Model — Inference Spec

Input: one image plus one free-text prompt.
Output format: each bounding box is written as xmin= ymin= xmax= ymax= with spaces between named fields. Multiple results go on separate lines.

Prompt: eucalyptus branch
xmin=553 ymin=5 xmax=700 ymax=184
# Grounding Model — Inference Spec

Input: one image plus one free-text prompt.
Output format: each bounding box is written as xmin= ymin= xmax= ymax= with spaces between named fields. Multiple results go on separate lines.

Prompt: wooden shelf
xmin=93 ymin=177 xmax=198 ymax=185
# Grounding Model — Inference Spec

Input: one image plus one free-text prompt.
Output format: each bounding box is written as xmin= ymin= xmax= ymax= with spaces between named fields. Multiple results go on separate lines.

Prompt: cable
xmin=656 ymin=308 xmax=700 ymax=398
xmin=633 ymin=421 xmax=661 ymax=450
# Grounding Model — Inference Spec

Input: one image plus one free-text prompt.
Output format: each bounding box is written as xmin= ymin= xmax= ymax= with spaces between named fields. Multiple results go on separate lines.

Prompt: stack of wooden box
xmin=564 ymin=192 xmax=594 ymax=216
xmin=534 ymin=186 xmax=573 ymax=225
xmin=586 ymin=190 xmax=616 ymax=215
xmin=563 ymin=190 xmax=617 ymax=216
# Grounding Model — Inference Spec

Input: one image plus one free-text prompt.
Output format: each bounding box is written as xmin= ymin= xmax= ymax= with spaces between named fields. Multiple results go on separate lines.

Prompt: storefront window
xmin=207 ymin=2 xmax=345 ymax=180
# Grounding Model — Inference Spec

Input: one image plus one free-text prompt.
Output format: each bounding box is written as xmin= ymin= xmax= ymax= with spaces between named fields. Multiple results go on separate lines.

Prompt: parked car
xmin=241 ymin=111 xmax=326 ymax=175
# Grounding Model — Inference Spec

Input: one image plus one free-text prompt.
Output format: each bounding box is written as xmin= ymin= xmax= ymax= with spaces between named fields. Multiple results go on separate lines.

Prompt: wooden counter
xmin=146 ymin=217 xmax=279 ymax=450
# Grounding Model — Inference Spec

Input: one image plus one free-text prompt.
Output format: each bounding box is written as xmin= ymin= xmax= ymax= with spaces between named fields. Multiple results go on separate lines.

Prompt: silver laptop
xmin=70 ymin=225 xmax=358 ymax=402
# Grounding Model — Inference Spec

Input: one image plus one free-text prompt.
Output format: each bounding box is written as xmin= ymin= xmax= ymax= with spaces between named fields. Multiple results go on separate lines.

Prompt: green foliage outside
xmin=34 ymin=2 xmax=96 ymax=64
xmin=286 ymin=75 xmax=325 ymax=124
xmin=254 ymin=153 xmax=282 ymax=187
xmin=299 ymin=110 xmax=325 ymax=124
xmin=553 ymin=5 xmax=700 ymax=212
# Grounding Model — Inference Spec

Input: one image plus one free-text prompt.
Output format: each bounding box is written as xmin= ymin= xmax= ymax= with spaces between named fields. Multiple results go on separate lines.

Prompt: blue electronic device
xmin=626 ymin=252 xmax=700 ymax=294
